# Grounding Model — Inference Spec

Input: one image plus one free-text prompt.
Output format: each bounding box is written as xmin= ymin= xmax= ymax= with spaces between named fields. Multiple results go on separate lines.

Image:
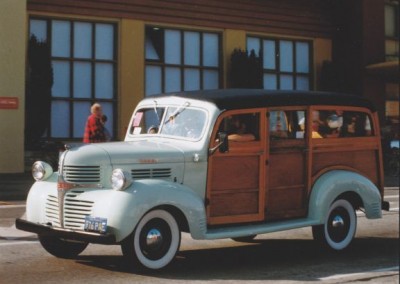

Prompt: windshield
xmin=130 ymin=106 xmax=207 ymax=140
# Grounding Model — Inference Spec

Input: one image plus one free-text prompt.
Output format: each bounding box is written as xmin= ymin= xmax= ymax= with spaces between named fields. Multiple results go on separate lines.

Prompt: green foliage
xmin=25 ymin=35 xmax=53 ymax=149
xmin=229 ymin=48 xmax=263 ymax=89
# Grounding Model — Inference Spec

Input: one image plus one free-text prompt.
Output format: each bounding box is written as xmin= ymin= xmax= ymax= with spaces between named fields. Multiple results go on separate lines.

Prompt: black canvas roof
xmin=150 ymin=89 xmax=376 ymax=112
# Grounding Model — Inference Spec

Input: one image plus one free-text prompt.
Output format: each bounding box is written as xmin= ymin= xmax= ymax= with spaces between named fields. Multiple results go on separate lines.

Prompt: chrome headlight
xmin=111 ymin=169 xmax=131 ymax=191
xmin=32 ymin=161 xmax=53 ymax=181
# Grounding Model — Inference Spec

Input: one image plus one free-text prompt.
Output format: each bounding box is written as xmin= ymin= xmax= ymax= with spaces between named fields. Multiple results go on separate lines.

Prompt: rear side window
xmin=312 ymin=110 xmax=373 ymax=138
xmin=269 ymin=110 xmax=306 ymax=139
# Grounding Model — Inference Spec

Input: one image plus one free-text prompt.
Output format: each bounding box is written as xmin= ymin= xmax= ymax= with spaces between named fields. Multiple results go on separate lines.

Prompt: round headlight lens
xmin=32 ymin=161 xmax=53 ymax=181
xmin=111 ymin=169 xmax=126 ymax=190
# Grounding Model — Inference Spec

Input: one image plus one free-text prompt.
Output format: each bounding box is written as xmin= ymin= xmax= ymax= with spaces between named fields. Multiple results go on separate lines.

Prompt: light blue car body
xmin=24 ymin=94 xmax=384 ymax=243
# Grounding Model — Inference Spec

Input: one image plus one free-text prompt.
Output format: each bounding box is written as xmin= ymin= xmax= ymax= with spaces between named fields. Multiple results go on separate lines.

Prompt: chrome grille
xmin=44 ymin=191 xmax=94 ymax=230
xmin=45 ymin=195 xmax=60 ymax=227
xmin=64 ymin=191 xmax=94 ymax=229
xmin=63 ymin=165 xmax=100 ymax=183
xmin=131 ymin=168 xmax=172 ymax=179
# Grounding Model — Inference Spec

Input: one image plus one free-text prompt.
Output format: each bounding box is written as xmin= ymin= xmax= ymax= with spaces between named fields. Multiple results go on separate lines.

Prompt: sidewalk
xmin=0 ymin=171 xmax=398 ymax=202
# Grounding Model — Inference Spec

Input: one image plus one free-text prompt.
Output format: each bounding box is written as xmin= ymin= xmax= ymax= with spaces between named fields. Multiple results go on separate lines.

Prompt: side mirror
xmin=218 ymin=132 xmax=229 ymax=153
xmin=209 ymin=132 xmax=229 ymax=155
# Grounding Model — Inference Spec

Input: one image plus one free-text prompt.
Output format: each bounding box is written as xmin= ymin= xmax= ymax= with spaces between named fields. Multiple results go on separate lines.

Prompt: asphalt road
xmin=0 ymin=188 xmax=398 ymax=284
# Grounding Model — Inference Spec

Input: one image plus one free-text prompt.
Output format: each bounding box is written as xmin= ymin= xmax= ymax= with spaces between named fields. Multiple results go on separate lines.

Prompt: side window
xmin=312 ymin=109 xmax=373 ymax=138
xmin=269 ymin=110 xmax=305 ymax=139
xmin=218 ymin=113 xmax=260 ymax=143
xmin=130 ymin=108 xmax=165 ymax=135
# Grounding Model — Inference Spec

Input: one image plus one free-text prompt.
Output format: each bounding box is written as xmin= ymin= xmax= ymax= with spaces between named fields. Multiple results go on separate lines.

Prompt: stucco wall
xmin=119 ymin=19 xmax=144 ymax=137
xmin=0 ymin=0 xmax=26 ymax=173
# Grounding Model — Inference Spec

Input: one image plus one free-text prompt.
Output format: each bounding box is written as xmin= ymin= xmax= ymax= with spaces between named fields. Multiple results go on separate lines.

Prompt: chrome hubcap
xmin=146 ymin=228 xmax=163 ymax=248
xmin=332 ymin=215 xmax=345 ymax=228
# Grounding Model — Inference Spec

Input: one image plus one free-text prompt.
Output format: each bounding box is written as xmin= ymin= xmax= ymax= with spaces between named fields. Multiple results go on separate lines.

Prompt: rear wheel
xmin=312 ymin=199 xmax=356 ymax=250
xmin=121 ymin=209 xmax=181 ymax=270
xmin=38 ymin=235 xmax=88 ymax=259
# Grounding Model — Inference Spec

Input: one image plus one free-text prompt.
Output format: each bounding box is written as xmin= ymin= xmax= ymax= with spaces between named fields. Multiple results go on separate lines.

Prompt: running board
xmin=204 ymin=218 xmax=319 ymax=240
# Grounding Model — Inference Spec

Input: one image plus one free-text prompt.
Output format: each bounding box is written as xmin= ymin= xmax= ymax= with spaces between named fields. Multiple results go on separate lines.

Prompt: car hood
xmin=63 ymin=140 xmax=185 ymax=166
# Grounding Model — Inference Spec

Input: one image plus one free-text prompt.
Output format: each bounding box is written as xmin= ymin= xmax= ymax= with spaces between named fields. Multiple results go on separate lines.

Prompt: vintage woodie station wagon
xmin=16 ymin=89 xmax=390 ymax=270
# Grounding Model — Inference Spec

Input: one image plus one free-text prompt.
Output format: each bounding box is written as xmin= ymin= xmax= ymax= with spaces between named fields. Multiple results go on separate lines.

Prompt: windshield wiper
xmin=164 ymin=101 xmax=190 ymax=124
xmin=153 ymin=100 xmax=161 ymax=124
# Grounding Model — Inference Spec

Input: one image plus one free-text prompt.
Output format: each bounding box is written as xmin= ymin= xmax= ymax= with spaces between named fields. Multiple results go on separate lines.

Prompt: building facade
xmin=0 ymin=0 xmax=26 ymax=173
xmin=0 ymin=0 xmax=398 ymax=173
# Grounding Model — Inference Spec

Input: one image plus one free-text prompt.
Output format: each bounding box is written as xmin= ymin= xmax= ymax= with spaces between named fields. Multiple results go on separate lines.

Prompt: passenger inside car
xmin=217 ymin=114 xmax=258 ymax=142
xmin=227 ymin=115 xmax=256 ymax=142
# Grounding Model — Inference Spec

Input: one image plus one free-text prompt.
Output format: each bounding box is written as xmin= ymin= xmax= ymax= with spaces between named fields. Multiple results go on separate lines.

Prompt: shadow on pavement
xmin=74 ymin=237 xmax=399 ymax=281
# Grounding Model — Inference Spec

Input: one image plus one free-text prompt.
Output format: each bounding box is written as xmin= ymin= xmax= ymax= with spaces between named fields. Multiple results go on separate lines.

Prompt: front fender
xmin=26 ymin=172 xmax=59 ymax=222
xmin=308 ymin=170 xmax=382 ymax=224
xmin=25 ymin=177 xmax=207 ymax=243
xmin=108 ymin=179 xmax=207 ymax=242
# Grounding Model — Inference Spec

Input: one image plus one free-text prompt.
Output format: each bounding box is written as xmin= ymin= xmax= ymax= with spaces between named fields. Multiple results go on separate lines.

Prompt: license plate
xmin=84 ymin=216 xmax=107 ymax=234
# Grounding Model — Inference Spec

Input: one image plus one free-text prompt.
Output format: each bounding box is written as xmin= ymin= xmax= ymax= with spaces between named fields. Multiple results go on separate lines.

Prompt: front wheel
xmin=38 ymin=235 xmax=88 ymax=259
xmin=312 ymin=199 xmax=357 ymax=250
xmin=121 ymin=209 xmax=181 ymax=270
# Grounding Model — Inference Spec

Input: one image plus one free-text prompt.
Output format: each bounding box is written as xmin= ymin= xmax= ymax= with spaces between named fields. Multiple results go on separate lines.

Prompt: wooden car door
xmin=206 ymin=110 xmax=266 ymax=225
xmin=265 ymin=108 xmax=308 ymax=220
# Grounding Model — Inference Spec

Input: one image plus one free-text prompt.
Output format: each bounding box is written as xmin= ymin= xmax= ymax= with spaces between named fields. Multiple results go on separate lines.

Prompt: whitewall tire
xmin=312 ymin=199 xmax=357 ymax=250
xmin=122 ymin=209 xmax=181 ymax=270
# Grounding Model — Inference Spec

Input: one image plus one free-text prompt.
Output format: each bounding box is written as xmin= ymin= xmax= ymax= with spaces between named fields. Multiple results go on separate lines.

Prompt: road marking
xmin=385 ymin=187 xmax=400 ymax=190
xmin=0 ymin=204 xmax=26 ymax=209
xmin=319 ymin=266 xmax=399 ymax=281
xmin=0 ymin=225 xmax=36 ymax=240
xmin=0 ymin=241 xmax=39 ymax=246
xmin=385 ymin=195 xmax=399 ymax=199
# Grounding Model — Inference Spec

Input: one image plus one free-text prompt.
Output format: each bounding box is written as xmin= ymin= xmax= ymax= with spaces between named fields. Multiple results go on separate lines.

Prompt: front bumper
xmin=15 ymin=218 xmax=116 ymax=244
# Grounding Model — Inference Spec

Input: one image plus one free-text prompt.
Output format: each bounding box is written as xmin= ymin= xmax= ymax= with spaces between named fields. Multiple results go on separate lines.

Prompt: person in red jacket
xmin=83 ymin=103 xmax=106 ymax=143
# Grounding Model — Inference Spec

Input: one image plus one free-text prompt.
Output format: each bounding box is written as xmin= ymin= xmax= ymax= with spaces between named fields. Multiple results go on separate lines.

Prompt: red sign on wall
xmin=0 ymin=97 xmax=19 ymax=109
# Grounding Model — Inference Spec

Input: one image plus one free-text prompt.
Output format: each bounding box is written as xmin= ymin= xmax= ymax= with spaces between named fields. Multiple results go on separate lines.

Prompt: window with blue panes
xmin=145 ymin=27 xmax=221 ymax=96
xmin=247 ymin=37 xmax=312 ymax=91
xmin=29 ymin=18 xmax=117 ymax=139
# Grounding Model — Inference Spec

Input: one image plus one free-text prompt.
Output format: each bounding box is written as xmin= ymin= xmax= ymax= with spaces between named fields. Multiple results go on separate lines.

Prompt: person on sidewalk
xmin=83 ymin=103 xmax=106 ymax=143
